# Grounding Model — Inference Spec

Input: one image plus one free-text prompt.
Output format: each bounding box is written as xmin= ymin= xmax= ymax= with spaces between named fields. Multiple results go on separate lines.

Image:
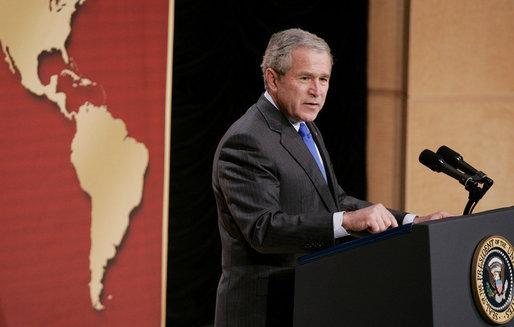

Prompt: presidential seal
xmin=472 ymin=235 xmax=514 ymax=324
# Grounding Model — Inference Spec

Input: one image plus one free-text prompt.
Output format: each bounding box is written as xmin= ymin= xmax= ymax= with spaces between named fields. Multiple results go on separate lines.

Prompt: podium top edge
xmin=296 ymin=207 xmax=514 ymax=266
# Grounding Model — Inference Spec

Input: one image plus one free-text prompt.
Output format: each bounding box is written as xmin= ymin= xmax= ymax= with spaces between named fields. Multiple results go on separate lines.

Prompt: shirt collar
xmin=264 ymin=91 xmax=302 ymax=131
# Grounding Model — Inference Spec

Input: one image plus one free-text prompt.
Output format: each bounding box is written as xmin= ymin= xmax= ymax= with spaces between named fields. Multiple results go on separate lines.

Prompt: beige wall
xmin=367 ymin=0 xmax=514 ymax=216
xmin=367 ymin=0 xmax=408 ymax=210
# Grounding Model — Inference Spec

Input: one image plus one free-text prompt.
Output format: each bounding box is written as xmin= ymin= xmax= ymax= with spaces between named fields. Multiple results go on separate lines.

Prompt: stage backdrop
xmin=0 ymin=0 xmax=172 ymax=326
xmin=168 ymin=1 xmax=368 ymax=326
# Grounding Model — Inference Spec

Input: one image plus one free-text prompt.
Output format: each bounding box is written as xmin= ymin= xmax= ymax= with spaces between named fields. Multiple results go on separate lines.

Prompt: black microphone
xmin=419 ymin=149 xmax=474 ymax=186
xmin=436 ymin=145 xmax=481 ymax=176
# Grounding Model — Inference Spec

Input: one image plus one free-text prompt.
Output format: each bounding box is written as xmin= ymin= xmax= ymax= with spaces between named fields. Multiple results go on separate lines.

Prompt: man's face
xmin=267 ymin=47 xmax=331 ymax=122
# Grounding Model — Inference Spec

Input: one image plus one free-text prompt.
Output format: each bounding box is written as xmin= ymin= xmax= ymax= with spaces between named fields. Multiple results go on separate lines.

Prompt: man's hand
xmin=343 ymin=203 xmax=398 ymax=234
xmin=413 ymin=211 xmax=454 ymax=224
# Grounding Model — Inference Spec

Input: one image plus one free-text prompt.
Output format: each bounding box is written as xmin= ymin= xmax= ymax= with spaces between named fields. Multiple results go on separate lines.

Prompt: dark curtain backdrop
xmin=168 ymin=1 xmax=369 ymax=326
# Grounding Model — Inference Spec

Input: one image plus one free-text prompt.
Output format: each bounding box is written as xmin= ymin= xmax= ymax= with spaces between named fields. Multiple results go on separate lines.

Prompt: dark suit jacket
xmin=212 ymin=94 xmax=406 ymax=327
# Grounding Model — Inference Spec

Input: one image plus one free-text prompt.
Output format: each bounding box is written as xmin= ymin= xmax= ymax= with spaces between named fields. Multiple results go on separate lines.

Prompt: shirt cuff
xmin=333 ymin=211 xmax=350 ymax=238
xmin=334 ymin=212 xmax=417 ymax=239
xmin=402 ymin=213 xmax=417 ymax=224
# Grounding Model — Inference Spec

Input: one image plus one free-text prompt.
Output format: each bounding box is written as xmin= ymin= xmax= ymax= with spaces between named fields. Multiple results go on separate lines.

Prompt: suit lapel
xmin=305 ymin=121 xmax=340 ymax=206
xmin=256 ymin=95 xmax=337 ymax=212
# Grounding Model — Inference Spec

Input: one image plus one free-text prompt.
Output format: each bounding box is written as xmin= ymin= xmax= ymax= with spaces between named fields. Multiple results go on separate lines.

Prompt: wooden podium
xmin=294 ymin=206 xmax=514 ymax=326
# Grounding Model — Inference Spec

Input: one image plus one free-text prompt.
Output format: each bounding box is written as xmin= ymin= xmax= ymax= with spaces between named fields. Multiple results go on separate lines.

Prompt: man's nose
xmin=309 ymin=80 xmax=322 ymax=97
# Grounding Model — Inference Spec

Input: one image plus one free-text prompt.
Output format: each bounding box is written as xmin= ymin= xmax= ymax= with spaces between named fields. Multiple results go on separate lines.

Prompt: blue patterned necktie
xmin=298 ymin=122 xmax=327 ymax=182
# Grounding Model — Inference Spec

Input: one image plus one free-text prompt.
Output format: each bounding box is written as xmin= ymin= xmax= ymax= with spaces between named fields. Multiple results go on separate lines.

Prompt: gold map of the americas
xmin=0 ymin=0 xmax=149 ymax=310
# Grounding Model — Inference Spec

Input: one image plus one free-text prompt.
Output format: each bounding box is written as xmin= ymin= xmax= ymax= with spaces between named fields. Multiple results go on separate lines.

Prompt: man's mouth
xmin=304 ymin=102 xmax=320 ymax=108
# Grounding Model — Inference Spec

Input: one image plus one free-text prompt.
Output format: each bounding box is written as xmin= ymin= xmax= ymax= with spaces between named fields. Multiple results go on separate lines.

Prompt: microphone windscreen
xmin=437 ymin=145 xmax=462 ymax=164
xmin=419 ymin=149 xmax=444 ymax=172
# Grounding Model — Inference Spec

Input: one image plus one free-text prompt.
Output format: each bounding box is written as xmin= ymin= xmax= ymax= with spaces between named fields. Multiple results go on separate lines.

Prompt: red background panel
xmin=0 ymin=0 xmax=169 ymax=326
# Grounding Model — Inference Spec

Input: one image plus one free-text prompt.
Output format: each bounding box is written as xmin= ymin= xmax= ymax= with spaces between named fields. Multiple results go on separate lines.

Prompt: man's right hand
xmin=342 ymin=203 xmax=398 ymax=234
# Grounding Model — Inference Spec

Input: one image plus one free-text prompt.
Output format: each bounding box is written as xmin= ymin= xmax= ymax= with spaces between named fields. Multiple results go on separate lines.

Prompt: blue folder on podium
xmin=298 ymin=223 xmax=414 ymax=265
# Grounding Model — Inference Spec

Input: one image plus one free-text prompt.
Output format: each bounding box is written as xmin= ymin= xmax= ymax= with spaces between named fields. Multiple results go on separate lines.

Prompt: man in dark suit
xmin=212 ymin=28 xmax=451 ymax=327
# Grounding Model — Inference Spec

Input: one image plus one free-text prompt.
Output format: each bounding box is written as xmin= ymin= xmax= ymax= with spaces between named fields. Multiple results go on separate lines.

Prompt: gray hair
xmin=260 ymin=28 xmax=333 ymax=89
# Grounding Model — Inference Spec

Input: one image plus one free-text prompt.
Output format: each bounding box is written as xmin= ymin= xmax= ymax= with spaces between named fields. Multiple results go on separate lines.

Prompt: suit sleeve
xmin=307 ymin=121 xmax=409 ymax=224
xmin=333 ymin=183 xmax=408 ymax=224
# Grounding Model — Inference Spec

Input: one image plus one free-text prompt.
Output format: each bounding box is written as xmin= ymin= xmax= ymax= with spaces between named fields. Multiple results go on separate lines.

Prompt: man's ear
xmin=265 ymin=68 xmax=279 ymax=91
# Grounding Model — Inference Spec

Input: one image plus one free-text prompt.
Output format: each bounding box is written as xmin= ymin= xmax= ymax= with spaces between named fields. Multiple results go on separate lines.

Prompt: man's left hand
xmin=414 ymin=211 xmax=454 ymax=224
